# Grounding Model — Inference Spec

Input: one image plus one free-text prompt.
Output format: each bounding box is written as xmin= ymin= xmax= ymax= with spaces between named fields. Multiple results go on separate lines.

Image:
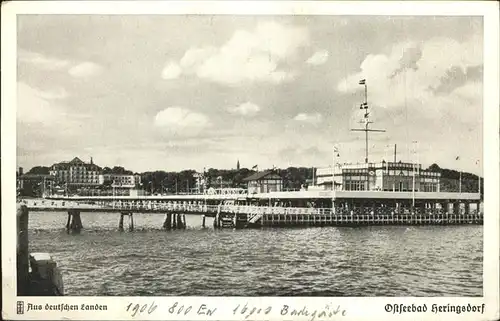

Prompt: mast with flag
xmin=476 ymin=160 xmax=481 ymax=194
xmin=456 ymin=156 xmax=462 ymax=193
xmin=332 ymin=145 xmax=339 ymax=213
xmin=411 ymin=141 xmax=419 ymax=208
xmin=351 ymin=79 xmax=386 ymax=164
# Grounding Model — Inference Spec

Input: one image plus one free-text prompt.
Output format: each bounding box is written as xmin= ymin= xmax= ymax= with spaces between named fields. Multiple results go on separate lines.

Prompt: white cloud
xmin=294 ymin=112 xmax=323 ymax=124
xmin=161 ymin=61 xmax=182 ymax=80
xmin=337 ymin=35 xmax=482 ymax=123
xmin=17 ymin=82 xmax=65 ymax=124
xmin=68 ymin=62 xmax=103 ymax=78
xmin=18 ymin=50 xmax=70 ymax=70
xmin=36 ymin=87 xmax=69 ymax=100
xmin=452 ymin=80 xmax=482 ymax=101
xmin=306 ymin=50 xmax=329 ymax=65
xmin=179 ymin=47 xmax=217 ymax=70
xmin=166 ymin=21 xmax=309 ymax=85
xmin=434 ymin=81 xmax=483 ymax=122
xmin=18 ymin=50 xmax=104 ymax=80
xmin=154 ymin=107 xmax=211 ymax=133
xmin=227 ymin=102 xmax=261 ymax=116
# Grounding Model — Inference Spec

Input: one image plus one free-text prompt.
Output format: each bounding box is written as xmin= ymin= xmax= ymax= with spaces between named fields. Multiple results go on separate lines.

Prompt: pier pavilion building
xmin=314 ymin=161 xmax=440 ymax=192
xmin=98 ymin=173 xmax=139 ymax=196
xmin=243 ymin=170 xmax=283 ymax=194
xmin=102 ymin=174 xmax=138 ymax=188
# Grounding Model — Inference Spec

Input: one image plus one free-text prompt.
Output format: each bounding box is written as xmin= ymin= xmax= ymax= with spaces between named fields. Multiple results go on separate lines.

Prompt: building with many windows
xmin=102 ymin=174 xmax=137 ymax=188
xmin=315 ymin=161 xmax=440 ymax=192
xmin=49 ymin=157 xmax=103 ymax=190
xmin=243 ymin=170 xmax=283 ymax=194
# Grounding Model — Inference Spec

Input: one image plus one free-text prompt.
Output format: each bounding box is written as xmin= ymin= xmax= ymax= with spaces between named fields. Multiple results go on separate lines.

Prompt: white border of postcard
xmin=2 ymin=1 xmax=499 ymax=320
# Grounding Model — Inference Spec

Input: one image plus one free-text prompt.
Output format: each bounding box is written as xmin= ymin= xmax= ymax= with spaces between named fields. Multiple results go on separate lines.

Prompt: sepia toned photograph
xmin=3 ymin=2 xmax=498 ymax=320
xmin=14 ymin=12 xmax=486 ymax=298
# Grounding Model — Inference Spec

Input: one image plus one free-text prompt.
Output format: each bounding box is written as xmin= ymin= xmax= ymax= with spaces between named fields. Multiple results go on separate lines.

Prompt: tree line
xmin=427 ymin=163 xmax=483 ymax=195
xmin=20 ymin=163 xmax=483 ymax=196
xmin=138 ymin=167 xmax=314 ymax=194
xmin=19 ymin=165 xmax=315 ymax=195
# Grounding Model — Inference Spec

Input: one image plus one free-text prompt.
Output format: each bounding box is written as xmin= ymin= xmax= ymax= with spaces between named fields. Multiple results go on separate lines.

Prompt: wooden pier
xmin=259 ymin=212 xmax=482 ymax=227
xmin=20 ymin=197 xmax=483 ymax=231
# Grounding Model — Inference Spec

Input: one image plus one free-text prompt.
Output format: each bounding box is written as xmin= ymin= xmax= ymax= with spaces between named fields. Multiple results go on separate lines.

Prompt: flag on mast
xmin=455 ymin=156 xmax=462 ymax=193
xmin=251 ymin=164 xmax=258 ymax=170
xmin=359 ymin=79 xmax=366 ymax=85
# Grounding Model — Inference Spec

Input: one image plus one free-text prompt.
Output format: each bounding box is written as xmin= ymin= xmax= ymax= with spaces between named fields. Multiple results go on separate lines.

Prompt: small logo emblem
xmin=17 ymin=301 xmax=24 ymax=315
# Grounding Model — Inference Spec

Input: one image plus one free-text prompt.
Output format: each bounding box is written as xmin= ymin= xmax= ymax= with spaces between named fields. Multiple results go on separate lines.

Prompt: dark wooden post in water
xmin=17 ymin=203 xmax=65 ymax=295
xmin=67 ymin=210 xmax=83 ymax=234
xmin=119 ymin=213 xmax=125 ymax=231
xmin=128 ymin=213 xmax=134 ymax=232
xmin=201 ymin=214 xmax=206 ymax=228
xmin=182 ymin=214 xmax=187 ymax=229
xmin=172 ymin=213 xmax=177 ymax=230
xmin=213 ymin=213 xmax=219 ymax=228
xmin=65 ymin=213 xmax=71 ymax=232
xmin=163 ymin=213 xmax=172 ymax=230
xmin=17 ymin=204 xmax=29 ymax=295
xmin=214 ymin=202 xmax=222 ymax=229
xmin=176 ymin=214 xmax=184 ymax=229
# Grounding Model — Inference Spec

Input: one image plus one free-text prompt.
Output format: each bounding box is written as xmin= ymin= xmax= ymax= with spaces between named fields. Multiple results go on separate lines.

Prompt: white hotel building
xmin=314 ymin=161 xmax=441 ymax=192
xmin=49 ymin=157 xmax=140 ymax=194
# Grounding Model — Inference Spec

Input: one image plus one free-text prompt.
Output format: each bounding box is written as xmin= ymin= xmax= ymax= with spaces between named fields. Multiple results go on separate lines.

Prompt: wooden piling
xmin=201 ymin=215 xmax=206 ymax=228
xmin=163 ymin=213 xmax=172 ymax=230
xmin=69 ymin=210 xmax=82 ymax=233
xmin=128 ymin=213 xmax=134 ymax=231
xmin=119 ymin=213 xmax=124 ymax=231
xmin=17 ymin=204 xmax=29 ymax=295
xmin=176 ymin=214 xmax=183 ymax=229
xmin=172 ymin=213 xmax=177 ymax=229
xmin=214 ymin=212 xmax=220 ymax=229
xmin=65 ymin=213 xmax=71 ymax=233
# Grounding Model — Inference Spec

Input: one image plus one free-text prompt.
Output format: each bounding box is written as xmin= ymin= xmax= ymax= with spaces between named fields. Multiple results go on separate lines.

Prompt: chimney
xmin=90 ymin=157 xmax=93 ymax=165
xmin=19 ymin=167 xmax=24 ymax=176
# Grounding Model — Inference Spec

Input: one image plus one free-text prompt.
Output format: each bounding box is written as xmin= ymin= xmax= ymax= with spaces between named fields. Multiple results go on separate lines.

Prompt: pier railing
xmin=21 ymin=199 xmax=482 ymax=216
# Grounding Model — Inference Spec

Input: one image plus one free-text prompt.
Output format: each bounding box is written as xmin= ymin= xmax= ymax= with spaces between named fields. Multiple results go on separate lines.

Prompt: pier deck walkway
xmin=20 ymin=198 xmax=482 ymax=216
xmin=19 ymin=197 xmax=483 ymax=232
xmin=44 ymin=190 xmax=481 ymax=201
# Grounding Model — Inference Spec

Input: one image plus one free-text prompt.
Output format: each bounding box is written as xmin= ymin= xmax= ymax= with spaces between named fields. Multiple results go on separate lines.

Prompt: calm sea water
xmin=28 ymin=211 xmax=483 ymax=296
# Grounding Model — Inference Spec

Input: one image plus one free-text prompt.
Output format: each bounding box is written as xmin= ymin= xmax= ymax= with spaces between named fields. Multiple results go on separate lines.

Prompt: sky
xmin=16 ymin=15 xmax=483 ymax=174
